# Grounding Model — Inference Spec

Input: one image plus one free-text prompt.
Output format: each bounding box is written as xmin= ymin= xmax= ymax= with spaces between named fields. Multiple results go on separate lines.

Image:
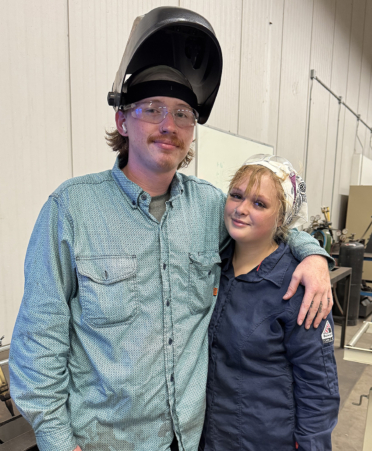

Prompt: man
xmin=10 ymin=7 xmax=333 ymax=451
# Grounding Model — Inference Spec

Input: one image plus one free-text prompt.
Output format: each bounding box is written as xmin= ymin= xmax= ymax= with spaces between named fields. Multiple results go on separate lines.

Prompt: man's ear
xmin=115 ymin=110 xmax=128 ymax=136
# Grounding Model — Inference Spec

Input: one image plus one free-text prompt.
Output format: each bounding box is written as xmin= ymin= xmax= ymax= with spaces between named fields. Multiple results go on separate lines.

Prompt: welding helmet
xmin=107 ymin=6 xmax=223 ymax=124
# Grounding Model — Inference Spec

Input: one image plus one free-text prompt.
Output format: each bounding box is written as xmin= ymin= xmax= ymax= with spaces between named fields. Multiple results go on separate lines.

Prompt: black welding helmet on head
xmin=107 ymin=6 xmax=223 ymax=124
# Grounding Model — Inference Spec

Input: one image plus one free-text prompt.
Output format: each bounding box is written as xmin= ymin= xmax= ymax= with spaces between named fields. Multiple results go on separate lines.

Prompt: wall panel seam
xmin=303 ymin=0 xmax=315 ymax=180
xmin=67 ymin=0 xmax=74 ymax=178
xmin=368 ymin=73 xmax=372 ymax=157
xmin=354 ymin=0 xmax=368 ymax=157
xmin=337 ymin=1 xmax=355 ymax=200
xmin=356 ymin=0 xmax=368 ymax=115
xmin=321 ymin=1 xmax=337 ymax=206
xmin=236 ymin=0 xmax=244 ymax=137
xmin=275 ymin=0 xmax=286 ymax=155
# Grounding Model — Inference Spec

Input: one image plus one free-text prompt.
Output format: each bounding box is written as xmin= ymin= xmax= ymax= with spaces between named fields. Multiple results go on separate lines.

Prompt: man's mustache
xmin=147 ymin=135 xmax=185 ymax=149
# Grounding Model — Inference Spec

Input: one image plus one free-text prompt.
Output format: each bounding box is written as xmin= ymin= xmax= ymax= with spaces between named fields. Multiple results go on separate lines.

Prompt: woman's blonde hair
xmin=229 ymin=164 xmax=290 ymax=242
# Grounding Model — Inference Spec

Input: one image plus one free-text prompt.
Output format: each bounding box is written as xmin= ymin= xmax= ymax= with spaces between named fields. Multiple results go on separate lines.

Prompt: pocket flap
xmin=76 ymin=256 xmax=137 ymax=284
xmin=189 ymin=251 xmax=221 ymax=268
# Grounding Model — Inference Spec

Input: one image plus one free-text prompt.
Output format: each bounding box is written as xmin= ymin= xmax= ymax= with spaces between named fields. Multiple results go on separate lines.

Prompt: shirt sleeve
xmin=284 ymin=306 xmax=340 ymax=451
xmin=287 ymin=229 xmax=334 ymax=269
xmin=218 ymin=192 xmax=230 ymax=252
xmin=9 ymin=194 xmax=78 ymax=451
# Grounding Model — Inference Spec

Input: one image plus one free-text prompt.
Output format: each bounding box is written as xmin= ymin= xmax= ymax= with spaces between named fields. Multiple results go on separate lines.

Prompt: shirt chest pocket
xmin=188 ymin=251 xmax=221 ymax=314
xmin=76 ymin=255 xmax=138 ymax=328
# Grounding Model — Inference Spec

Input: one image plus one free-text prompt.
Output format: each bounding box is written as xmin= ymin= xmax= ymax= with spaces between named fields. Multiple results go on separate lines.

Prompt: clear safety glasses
xmin=123 ymin=102 xmax=199 ymax=128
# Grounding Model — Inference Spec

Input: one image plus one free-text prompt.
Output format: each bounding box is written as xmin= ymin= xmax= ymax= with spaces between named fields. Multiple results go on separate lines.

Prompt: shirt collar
xmin=111 ymin=158 xmax=185 ymax=208
xmin=220 ymin=240 xmax=292 ymax=287
xmin=220 ymin=240 xmax=235 ymax=271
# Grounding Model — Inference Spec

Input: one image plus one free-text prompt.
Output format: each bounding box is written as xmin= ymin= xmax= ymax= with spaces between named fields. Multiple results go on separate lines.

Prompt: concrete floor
xmin=1 ymin=317 xmax=372 ymax=449
xmin=332 ymin=315 xmax=372 ymax=451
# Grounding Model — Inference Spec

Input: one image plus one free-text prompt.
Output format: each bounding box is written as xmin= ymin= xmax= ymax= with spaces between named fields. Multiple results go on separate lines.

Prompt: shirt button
xmin=132 ymin=200 xmax=136 ymax=205
xmin=166 ymin=300 xmax=170 ymax=306
xmin=170 ymin=374 xmax=174 ymax=382
xmin=141 ymin=194 xmax=147 ymax=201
xmin=163 ymin=263 xmax=166 ymax=270
xmin=169 ymin=338 xmax=173 ymax=345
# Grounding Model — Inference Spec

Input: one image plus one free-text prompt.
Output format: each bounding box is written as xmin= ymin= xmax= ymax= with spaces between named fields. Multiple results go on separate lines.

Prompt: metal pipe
xmin=343 ymin=102 xmax=359 ymax=121
xmin=0 ymin=358 xmax=9 ymax=367
xmin=355 ymin=117 xmax=363 ymax=185
xmin=311 ymin=70 xmax=372 ymax=133
xmin=348 ymin=322 xmax=370 ymax=347
xmin=330 ymin=97 xmax=342 ymax=219
xmin=310 ymin=70 xmax=336 ymax=97
xmin=304 ymin=76 xmax=314 ymax=181
xmin=360 ymin=118 xmax=371 ymax=130
xmin=332 ymin=286 xmax=343 ymax=316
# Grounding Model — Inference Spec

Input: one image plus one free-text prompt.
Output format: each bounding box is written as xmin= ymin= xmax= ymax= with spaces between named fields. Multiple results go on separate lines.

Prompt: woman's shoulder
xmin=272 ymin=241 xmax=302 ymax=275
xmin=281 ymin=240 xmax=302 ymax=269
xmin=256 ymin=241 xmax=304 ymax=301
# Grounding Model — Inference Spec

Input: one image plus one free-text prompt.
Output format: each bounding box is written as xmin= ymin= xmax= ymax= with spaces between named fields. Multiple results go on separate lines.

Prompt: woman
xmin=200 ymin=155 xmax=339 ymax=451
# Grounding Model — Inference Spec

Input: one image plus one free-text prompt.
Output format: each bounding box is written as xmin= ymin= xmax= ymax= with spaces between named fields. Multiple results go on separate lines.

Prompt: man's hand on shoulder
xmin=73 ymin=447 xmax=82 ymax=451
xmin=283 ymin=255 xmax=333 ymax=329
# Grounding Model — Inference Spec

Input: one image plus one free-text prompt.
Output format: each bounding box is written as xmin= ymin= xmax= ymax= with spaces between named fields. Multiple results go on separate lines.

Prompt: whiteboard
xmin=196 ymin=124 xmax=274 ymax=193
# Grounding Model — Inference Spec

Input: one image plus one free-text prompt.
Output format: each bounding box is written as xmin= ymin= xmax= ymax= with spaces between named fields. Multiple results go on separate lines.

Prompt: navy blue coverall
xmin=201 ymin=241 xmax=340 ymax=451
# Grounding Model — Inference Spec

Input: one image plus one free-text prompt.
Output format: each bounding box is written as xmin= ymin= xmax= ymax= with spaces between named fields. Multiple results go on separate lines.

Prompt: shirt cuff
xmin=288 ymin=229 xmax=335 ymax=270
xmin=36 ymin=426 xmax=77 ymax=451
xmin=295 ymin=433 xmax=332 ymax=451
xmin=303 ymin=246 xmax=335 ymax=270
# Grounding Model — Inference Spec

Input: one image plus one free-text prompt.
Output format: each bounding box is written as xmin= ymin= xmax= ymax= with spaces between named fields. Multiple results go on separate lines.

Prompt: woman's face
xmin=224 ymin=174 xmax=280 ymax=246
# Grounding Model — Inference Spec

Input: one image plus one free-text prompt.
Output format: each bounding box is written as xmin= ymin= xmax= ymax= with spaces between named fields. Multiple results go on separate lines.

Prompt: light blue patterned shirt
xmin=9 ymin=159 xmax=331 ymax=451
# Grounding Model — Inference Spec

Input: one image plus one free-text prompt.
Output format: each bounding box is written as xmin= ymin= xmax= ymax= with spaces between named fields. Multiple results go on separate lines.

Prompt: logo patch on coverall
xmin=321 ymin=320 xmax=333 ymax=344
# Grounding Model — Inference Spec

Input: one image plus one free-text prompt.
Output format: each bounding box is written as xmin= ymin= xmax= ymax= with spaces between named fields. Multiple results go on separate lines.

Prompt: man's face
xmin=116 ymin=96 xmax=195 ymax=175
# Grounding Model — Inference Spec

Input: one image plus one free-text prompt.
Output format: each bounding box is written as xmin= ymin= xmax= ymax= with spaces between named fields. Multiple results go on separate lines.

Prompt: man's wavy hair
xmin=105 ymin=128 xmax=195 ymax=170
xmin=228 ymin=164 xmax=290 ymax=242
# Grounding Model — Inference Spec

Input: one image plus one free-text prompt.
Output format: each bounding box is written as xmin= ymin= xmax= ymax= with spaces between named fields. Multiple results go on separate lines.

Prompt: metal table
xmin=330 ymin=266 xmax=352 ymax=348
xmin=363 ymin=252 xmax=372 ymax=262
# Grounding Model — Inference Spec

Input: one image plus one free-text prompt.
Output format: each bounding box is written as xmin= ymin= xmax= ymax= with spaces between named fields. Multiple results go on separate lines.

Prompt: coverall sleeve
xmin=287 ymin=229 xmax=334 ymax=269
xmin=9 ymin=194 xmax=78 ymax=451
xmin=284 ymin=306 xmax=340 ymax=451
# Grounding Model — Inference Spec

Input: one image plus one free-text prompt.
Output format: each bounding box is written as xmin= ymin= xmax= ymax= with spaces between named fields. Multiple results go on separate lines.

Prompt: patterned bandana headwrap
xmin=243 ymin=154 xmax=308 ymax=229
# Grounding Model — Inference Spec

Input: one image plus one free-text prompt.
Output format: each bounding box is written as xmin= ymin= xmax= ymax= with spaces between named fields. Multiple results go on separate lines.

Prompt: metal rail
xmin=348 ymin=322 xmax=370 ymax=347
xmin=344 ymin=322 xmax=372 ymax=365
xmin=0 ymin=340 xmax=10 ymax=367
xmin=311 ymin=69 xmax=372 ymax=133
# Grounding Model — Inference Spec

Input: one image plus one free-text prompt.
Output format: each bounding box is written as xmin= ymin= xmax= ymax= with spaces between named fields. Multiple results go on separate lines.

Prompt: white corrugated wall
xmin=1 ymin=0 xmax=372 ymax=342
xmin=0 ymin=0 xmax=72 ymax=344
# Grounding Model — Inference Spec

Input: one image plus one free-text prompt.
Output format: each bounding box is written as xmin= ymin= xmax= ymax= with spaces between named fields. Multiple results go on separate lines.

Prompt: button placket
xmin=159 ymin=225 xmax=177 ymax=419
